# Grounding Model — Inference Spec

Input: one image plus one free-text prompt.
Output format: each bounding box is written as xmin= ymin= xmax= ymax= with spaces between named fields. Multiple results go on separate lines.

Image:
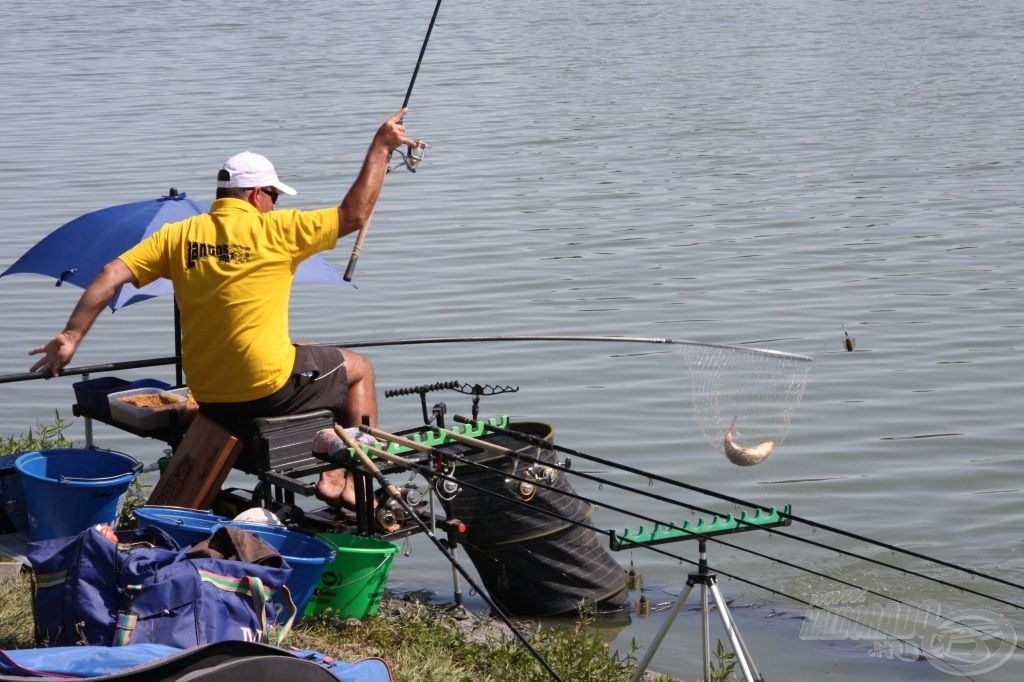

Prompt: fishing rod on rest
xmin=364 ymin=426 xmax=1005 ymax=617
xmin=330 ymin=426 xmax=564 ymax=682
xmin=423 ymin=422 xmax=1024 ymax=613
xmin=343 ymin=0 xmax=441 ymax=282
xmin=360 ymin=427 xmax=1019 ymax=660
xmin=454 ymin=415 xmax=1024 ymax=596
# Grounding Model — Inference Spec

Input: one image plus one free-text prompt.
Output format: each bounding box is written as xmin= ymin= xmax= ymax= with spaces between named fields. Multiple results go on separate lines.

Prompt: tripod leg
xmin=701 ymin=583 xmax=711 ymax=682
xmin=708 ymin=580 xmax=762 ymax=682
xmin=629 ymin=583 xmax=695 ymax=682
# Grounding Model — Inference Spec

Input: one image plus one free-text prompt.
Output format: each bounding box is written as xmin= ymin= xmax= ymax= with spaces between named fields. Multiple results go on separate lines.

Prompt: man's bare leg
xmin=340 ymin=348 xmax=377 ymax=429
xmin=316 ymin=348 xmax=377 ymax=507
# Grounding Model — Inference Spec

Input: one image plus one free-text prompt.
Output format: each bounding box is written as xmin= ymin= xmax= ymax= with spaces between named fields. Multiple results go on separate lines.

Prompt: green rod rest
xmin=609 ymin=504 xmax=792 ymax=551
xmin=348 ymin=415 xmax=510 ymax=459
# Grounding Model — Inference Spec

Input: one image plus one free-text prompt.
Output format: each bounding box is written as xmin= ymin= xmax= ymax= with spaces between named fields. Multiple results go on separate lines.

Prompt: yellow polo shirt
xmin=119 ymin=198 xmax=339 ymax=402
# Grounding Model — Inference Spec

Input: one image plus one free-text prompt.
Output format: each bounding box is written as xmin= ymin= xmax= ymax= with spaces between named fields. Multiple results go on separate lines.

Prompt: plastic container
xmin=134 ymin=505 xmax=228 ymax=547
xmin=304 ymin=533 xmax=399 ymax=620
xmin=108 ymin=387 xmax=187 ymax=430
xmin=221 ymin=521 xmax=336 ymax=621
xmin=72 ymin=377 xmax=131 ymax=417
xmin=15 ymin=449 xmax=141 ymax=541
xmin=162 ymin=387 xmax=198 ymax=424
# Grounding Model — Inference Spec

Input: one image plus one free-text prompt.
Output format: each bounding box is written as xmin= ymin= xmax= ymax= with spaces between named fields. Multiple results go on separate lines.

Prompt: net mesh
xmin=680 ymin=343 xmax=812 ymax=456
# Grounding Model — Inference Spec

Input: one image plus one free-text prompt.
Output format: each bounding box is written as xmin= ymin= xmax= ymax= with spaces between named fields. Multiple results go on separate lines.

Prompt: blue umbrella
xmin=1 ymin=189 xmax=351 ymax=309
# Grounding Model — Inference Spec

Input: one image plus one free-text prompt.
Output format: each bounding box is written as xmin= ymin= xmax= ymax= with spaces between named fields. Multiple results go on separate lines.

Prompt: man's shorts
xmin=198 ymin=344 xmax=348 ymax=435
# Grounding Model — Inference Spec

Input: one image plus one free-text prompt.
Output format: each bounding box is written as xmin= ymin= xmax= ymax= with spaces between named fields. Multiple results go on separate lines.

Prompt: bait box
xmin=108 ymin=387 xmax=190 ymax=431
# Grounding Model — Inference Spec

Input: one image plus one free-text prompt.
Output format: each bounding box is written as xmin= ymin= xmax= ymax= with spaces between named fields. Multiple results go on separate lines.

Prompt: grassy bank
xmin=0 ymin=572 xmax=667 ymax=681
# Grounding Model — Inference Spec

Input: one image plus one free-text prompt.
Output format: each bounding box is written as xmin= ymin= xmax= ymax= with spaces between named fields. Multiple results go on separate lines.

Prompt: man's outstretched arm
xmin=29 ymin=258 xmax=136 ymax=376
xmin=336 ymin=108 xmax=416 ymax=238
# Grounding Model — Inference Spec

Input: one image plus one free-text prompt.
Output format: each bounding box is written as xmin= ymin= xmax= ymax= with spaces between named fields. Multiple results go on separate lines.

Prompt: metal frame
xmin=630 ymin=538 xmax=763 ymax=682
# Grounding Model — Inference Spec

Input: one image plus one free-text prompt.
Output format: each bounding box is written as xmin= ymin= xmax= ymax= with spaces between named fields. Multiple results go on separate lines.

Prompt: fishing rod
xmin=343 ymin=0 xmax=442 ymax=282
xmin=432 ymin=421 xmax=1024 ymax=613
xmin=455 ymin=416 xmax=1024 ymax=596
xmin=366 ymin=425 xmax=1011 ymax=618
xmin=331 ymin=426 xmax=564 ymax=682
xmin=0 ymin=357 xmax=180 ymax=385
xmin=358 ymin=426 xmax=1015 ymax=665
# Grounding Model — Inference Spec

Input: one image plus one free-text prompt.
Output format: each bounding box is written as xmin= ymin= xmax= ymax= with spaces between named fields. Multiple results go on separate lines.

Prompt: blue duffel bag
xmin=28 ymin=525 xmax=295 ymax=648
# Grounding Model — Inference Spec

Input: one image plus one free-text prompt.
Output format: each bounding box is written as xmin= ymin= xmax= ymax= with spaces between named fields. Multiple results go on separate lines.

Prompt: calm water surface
xmin=1 ymin=1 xmax=1022 ymax=679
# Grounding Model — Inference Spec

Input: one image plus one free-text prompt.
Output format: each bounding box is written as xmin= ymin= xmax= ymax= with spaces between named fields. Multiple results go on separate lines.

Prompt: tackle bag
xmin=28 ymin=525 xmax=295 ymax=648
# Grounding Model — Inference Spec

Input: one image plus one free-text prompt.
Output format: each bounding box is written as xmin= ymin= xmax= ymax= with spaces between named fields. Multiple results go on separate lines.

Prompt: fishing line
xmin=358 ymin=429 xmax=1016 ymax=660
xmin=343 ymin=0 xmax=442 ymax=282
xmin=459 ymin=417 xmax=1024 ymax=595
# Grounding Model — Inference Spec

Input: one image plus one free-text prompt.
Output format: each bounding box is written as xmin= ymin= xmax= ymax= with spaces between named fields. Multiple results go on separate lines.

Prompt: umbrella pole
xmin=173 ymin=300 xmax=183 ymax=386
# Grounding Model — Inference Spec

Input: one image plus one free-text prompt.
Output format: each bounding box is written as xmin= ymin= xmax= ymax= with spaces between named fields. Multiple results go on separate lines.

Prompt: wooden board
xmin=147 ymin=413 xmax=243 ymax=508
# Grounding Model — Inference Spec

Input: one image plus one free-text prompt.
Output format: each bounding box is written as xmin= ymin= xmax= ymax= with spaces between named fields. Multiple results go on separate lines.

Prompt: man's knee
xmin=341 ymin=349 xmax=374 ymax=383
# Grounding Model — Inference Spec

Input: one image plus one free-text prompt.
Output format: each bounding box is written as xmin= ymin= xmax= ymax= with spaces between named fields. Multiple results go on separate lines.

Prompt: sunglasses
xmin=260 ymin=187 xmax=279 ymax=205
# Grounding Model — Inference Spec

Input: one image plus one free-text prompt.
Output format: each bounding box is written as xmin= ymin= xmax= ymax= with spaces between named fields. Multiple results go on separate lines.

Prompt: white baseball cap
xmin=217 ymin=151 xmax=297 ymax=196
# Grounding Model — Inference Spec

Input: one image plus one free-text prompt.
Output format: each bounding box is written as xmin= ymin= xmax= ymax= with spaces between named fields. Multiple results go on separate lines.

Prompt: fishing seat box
xmin=234 ymin=410 xmax=336 ymax=476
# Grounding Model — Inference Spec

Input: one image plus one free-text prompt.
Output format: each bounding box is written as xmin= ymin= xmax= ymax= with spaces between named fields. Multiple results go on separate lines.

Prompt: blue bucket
xmin=134 ymin=506 xmax=228 ymax=547
xmin=15 ymin=449 xmax=141 ymax=541
xmin=221 ymin=521 xmax=336 ymax=620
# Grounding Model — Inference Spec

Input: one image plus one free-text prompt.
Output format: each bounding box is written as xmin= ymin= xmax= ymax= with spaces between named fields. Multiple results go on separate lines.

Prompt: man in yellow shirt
xmin=29 ymin=109 xmax=415 ymax=508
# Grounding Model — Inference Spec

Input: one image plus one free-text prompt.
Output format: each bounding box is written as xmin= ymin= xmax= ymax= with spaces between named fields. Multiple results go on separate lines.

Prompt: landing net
xmin=680 ymin=343 xmax=812 ymax=455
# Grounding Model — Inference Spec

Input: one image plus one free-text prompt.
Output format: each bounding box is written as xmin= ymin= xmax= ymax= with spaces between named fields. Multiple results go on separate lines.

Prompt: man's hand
xmin=26 ymin=258 xmax=134 ymax=376
xmin=337 ymin=109 xmax=419 ymax=238
xmin=29 ymin=330 xmax=78 ymax=377
xmin=374 ymin=108 xmax=416 ymax=153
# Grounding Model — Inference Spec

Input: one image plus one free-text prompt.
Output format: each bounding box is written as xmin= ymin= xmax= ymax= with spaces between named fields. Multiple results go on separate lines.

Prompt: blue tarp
xmin=0 ymin=642 xmax=391 ymax=681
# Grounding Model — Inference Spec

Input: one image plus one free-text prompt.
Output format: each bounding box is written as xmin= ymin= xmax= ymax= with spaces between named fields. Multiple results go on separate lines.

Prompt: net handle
xmin=315 ymin=334 xmax=813 ymax=363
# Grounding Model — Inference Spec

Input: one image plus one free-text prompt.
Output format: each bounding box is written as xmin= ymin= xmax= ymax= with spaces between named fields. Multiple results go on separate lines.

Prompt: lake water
xmin=1 ymin=1 xmax=1022 ymax=679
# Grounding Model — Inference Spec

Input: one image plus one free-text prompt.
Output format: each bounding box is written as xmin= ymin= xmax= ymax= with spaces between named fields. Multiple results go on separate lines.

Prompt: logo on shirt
xmin=186 ymin=240 xmax=252 ymax=270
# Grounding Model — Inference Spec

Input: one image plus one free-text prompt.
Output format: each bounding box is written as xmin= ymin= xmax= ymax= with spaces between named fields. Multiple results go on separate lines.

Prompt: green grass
xmin=290 ymin=603 xmax=654 ymax=682
xmin=0 ymin=572 xmax=670 ymax=682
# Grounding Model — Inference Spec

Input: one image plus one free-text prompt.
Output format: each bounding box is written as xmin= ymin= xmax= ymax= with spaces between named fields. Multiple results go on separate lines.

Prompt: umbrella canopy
xmin=1 ymin=189 xmax=351 ymax=309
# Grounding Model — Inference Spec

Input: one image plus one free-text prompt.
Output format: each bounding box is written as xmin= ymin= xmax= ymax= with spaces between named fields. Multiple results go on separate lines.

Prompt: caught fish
xmin=723 ymin=418 xmax=775 ymax=466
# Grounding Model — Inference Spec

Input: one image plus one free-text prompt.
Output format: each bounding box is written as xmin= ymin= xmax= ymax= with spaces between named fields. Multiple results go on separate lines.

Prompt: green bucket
xmin=304 ymin=533 xmax=399 ymax=620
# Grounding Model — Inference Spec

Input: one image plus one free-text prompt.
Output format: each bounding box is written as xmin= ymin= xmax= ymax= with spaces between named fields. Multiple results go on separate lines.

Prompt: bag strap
xmin=32 ymin=570 xmax=67 ymax=590
xmin=197 ymin=570 xmax=297 ymax=645
xmin=113 ymin=612 xmax=138 ymax=646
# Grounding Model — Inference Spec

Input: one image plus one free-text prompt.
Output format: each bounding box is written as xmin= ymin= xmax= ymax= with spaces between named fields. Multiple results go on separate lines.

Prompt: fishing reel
xmin=375 ymin=480 xmax=427 ymax=529
xmin=389 ymin=140 xmax=431 ymax=173
xmin=505 ymin=462 xmax=557 ymax=501
xmin=435 ymin=463 xmax=461 ymax=501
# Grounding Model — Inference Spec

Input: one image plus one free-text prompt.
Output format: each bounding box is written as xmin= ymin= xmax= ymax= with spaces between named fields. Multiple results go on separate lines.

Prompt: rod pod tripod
xmin=630 ymin=538 xmax=763 ymax=682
